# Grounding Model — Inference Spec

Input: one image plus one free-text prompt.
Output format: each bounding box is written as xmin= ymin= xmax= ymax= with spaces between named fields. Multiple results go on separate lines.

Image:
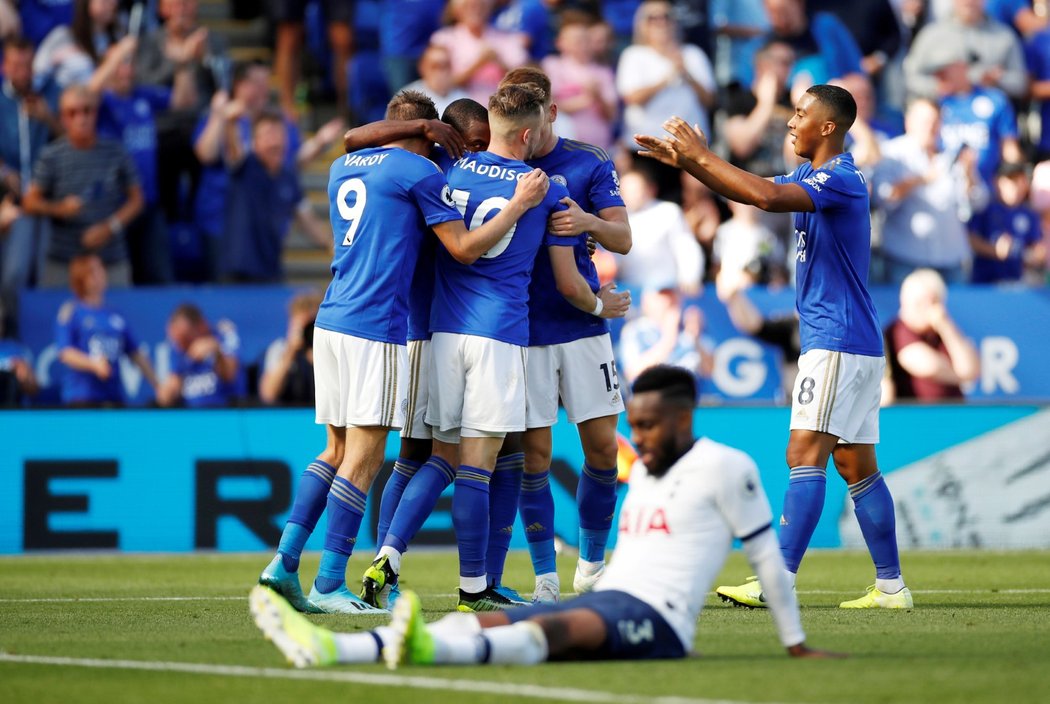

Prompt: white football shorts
xmin=425 ymin=332 xmax=527 ymax=439
xmin=526 ymin=333 xmax=625 ymax=428
xmin=400 ymin=339 xmax=432 ymax=440
xmin=313 ymin=326 xmax=406 ymax=429
xmin=789 ymin=349 xmax=883 ymax=444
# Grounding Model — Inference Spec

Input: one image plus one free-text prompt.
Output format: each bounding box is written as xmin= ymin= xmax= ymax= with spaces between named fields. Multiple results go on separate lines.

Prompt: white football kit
xmin=597 ymin=437 xmax=806 ymax=651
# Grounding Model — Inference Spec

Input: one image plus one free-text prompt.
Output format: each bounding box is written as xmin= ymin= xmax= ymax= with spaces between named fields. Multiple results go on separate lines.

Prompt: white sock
xmin=460 ymin=574 xmax=487 ymax=593
xmin=482 ymin=622 xmax=549 ymax=665
xmin=377 ymin=546 xmax=402 ymax=573
xmin=535 ymin=571 xmax=559 ymax=585
xmin=429 ymin=611 xmax=482 ymax=638
xmin=577 ymin=559 xmax=604 ymax=575
xmin=876 ymin=576 xmax=906 ymax=594
xmin=332 ymin=627 xmax=392 ymax=664
xmin=431 ymin=633 xmax=487 ymax=664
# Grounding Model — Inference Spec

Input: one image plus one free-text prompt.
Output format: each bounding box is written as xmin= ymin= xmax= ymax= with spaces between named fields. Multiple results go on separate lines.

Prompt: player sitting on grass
xmin=250 ymin=365 xmax=840 ymax=666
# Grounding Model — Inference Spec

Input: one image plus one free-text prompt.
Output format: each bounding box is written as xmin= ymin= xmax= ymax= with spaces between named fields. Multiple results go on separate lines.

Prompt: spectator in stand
xmin=270 ymin=0 xmax=353 ymax=119
xmin=601 ymin=0 xmax=642 ymax=55
xmin=827 ymin=73 xmax=886 ymax=172
xmin=493 ymin=0 xmax=556 ymax=64
xmin=925 ymin=42 xmax=1024 ymax=188
xmin=680 ymin=173 xmax=723 ymax=276
xmin=616 ymin=166 xmax=704 ymax=296
xmin=710 ymin=0 xmax=771 ymax=88
xmin=1025 ymin=22 xmax=1050 ymax=162
xmin=871 ymin=97 xmax=987 ymax=285
xmin=0 ymin=37 xmax=60 ymax=330
xmin=157 ymin=302 xmax=239 ymax=408
xmin=14 ymin=0 xmax=73 ymax=48
xmin=220 ymin=109 xmax=330 ymax=283
xmin=616 ymin=1 xmax=716 ymax=155
xmin=32 ymin=0 xmax=121 ymax=89
xmin=193 ymin=61 xmax=343 ymax=281
xmin=723 ymin=39 xmax=796 ymax=178
xmin=541 ymin=11 xmax=619 ymax=151
xmin=429 ymin=0 xmax=529 ymax=104
xmin=89 ymin=35 xmax=197 ymax=285
xmin=716 ymin=268 xmax=800 ymax=402
xmin=987 ymin=0 xmax=1048 ymax=38
xmin=401 ymin=45 xmax=469 ymax=118
xmin=135 ymin=0 xmax=228 ymax=224
xmin=589 ymin=18 xmax=616 ymax=68
xmin=24 ymin=84 xmax=143 ymax=288
xmin=379 ymin=0 xmax=445 ymax=96
xmin=969 ymin=161 xmax=1045 ymax=284
xmin=762 ymin=0 xmax=863 ymax=90
xmin=904 ymin=0 xmax=1028 ymax=100
xmin=259 ymin=290 xmax=322 ymax=406
xmin=618 ymin=286 xmax=714 ymax=385
xmin=0 ymin=305 xmax=39 ymax=407
xmin=0 ymin=0 xmax=19 ymax=41
xmin=713 ymin=199 xmax=785 ymax=287
xmin=882 ymin=268 xmax=980 ymax=404
xmin=805 ymin=0 xmax=902 ymax=82
xmin=54 ymin=253 xmax=157 ymax=407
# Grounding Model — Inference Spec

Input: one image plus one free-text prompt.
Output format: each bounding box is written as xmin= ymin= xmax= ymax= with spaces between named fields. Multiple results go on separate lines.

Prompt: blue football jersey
xmin=940 ymin=87 xmax=1018 ymax=187
xmin=431 ymin=151 xmax=571 ymax=346
xmin=316 ymin=147 xmax=462 ymax=345
xmin=527 ymin=138 xmax=625 ymax=346
xmin=775 ymin=154 xmax=883 ymax=356
xmin=54 ymin=300 xmax=137 ymax=404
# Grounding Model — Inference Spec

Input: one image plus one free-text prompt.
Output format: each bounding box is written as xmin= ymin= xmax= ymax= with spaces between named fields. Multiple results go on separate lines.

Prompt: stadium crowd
xmin=0 ymin=0 xmax=1047 ymax=408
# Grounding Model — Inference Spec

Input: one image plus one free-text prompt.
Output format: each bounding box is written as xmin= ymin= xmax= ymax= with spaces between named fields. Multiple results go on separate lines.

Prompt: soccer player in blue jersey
xmin=488 ymin=67 xmax=633 ymax=603
xmin=636 ymin=84 xmax=912 ymax=609
xmin=363 ymin=84 xmax=630 ymax=613
xmin=258 ymin=90 xmax=551 ymax=615
xmin=342 ymin=97 xmax=492 ymax=610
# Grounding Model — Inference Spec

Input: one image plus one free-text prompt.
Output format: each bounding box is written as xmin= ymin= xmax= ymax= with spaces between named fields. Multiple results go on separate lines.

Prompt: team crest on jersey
xmin=441 ymin=184 xmax=455 ymax=207
xmin=551 ymin=174 xmax=568 ymax=187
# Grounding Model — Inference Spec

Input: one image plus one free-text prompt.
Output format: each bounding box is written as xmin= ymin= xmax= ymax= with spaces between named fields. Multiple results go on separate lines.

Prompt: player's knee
xmin=583 ymin=439 xmax=618 ymax=470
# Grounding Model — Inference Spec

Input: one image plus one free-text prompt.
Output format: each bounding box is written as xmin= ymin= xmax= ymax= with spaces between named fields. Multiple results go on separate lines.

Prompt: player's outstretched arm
xmin=431 ymin=169 xmax=550 ymax=264
xmin=343 ymin=119 xmax=466 ymax=158
xmin=637 ymin=117 xmax=813 ymax=214
xmin=549 ymin=245 xmax=630 ymax=318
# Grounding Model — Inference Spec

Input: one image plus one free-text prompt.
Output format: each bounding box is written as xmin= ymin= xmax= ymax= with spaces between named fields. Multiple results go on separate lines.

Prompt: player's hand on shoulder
xmin=549 ymin=197 xmax=591 ymax=237
xmin=634 ymin=133 xmax=680 ymax=167
xmin=787 ymin=643 xmax=847 ymax=659
xmin=513 ymin=168 xmax=549 ymax=207
xmin=663 ymin=116 xmax=709 ymax=163
xmin=423 ymin=120 xmax=466 ymax=159
xmin=597 ymin=282 xmax=631 ymax=319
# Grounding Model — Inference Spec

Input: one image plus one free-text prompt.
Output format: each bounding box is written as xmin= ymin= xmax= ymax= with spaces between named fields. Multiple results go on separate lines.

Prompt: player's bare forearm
xmin=343 ymin=120 xmax=422 ymax=153
xmin=589 ymin=206 xmax=631 ymax=254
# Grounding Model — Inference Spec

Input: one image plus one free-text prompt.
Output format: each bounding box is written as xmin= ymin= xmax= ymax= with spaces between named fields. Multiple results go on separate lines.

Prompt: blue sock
xmin=576 ymin=464 xmax=619 ymax=563
xmin=486 ymin=453 xmax=524 ymax=587
xmin=519 ymin=469 xmax=557 ymax=575
xmin=385 ymin=456 xmax=455 ymax=553
xmin=779 ymin=466 xmax=827 ymax=573
xmin=278 ymin=459 xmax=336 ymax=572
xmin=313 ymin=476 xmax=367 ymax=594
xmin=850 ymin=472 xmax=902 ymax=579
xmin=452 ymin=464 xmax=493 ymax=579
xmin=377 ymin=459 xmax=421 ymax=548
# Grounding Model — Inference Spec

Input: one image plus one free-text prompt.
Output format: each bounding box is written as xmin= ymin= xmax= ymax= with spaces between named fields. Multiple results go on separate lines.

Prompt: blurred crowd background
xmin=1 ymin=0 xmax=1047 ymax=410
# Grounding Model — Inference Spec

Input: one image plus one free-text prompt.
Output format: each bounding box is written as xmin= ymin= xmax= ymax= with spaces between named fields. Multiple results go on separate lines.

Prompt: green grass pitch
xmin=1 ymin=550 xmax=1049 ymax=704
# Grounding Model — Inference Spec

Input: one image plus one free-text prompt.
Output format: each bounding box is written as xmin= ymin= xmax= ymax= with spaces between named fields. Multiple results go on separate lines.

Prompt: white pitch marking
xmin=0 ymin=653 xmax=781 ymax=704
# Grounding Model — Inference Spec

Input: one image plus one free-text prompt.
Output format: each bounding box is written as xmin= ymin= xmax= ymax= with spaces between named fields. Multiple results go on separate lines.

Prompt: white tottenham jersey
xmin=597 ymin=437 xmax=778 ymax=650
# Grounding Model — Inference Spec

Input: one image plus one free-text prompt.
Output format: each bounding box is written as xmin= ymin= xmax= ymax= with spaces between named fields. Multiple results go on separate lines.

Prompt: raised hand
xmin=423 ymin=119 xmax=466 ymax=159
xmin=634 ymin=133 xmax=680 ymax=167
xmin=663 ymin=116 xmax=709 ymax=163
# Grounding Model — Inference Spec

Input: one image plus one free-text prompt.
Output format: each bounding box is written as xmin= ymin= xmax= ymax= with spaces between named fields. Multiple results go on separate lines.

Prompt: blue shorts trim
xmin=505 ymin=590 xmax=686 ymax=660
